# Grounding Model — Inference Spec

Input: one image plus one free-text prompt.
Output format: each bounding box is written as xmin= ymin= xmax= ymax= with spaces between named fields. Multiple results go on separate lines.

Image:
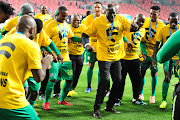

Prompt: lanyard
xmin=16 ymin=32 xmax=25 ymax=36
xmin=109 ymin=22 xmax=113 ymax=36
xmin=94 ymin=14 xmax=96 ymax=19
xmin=169 ymin=24 xmax=178 ymax=36
xmin=149 ymin=18 xmax=158 ymax=37
xmin=56 ymin=19 xmax=66 ymax=38
xmin=135 ymin=28 xmax=140 ymax=39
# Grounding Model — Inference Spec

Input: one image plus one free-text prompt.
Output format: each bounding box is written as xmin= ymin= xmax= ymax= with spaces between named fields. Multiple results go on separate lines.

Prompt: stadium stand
xmin=2 ymin=0 xmax=180 ymax=21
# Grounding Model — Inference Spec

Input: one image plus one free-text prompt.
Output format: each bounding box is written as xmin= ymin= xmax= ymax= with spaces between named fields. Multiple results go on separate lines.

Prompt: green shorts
xmin=0 ymin=104 xmax=39 ymax=120
xmin=87 ymin=52 xmax=97 ymax=63
xmin=163 ymin=60 xmax=170 ymax=72
xmin=24 ymin=77 xmax=39 ymax=91
xmin=140 ymin=56 xmax=159 ymax=72
xmin=49 ymin=61 xmax=73 ymax=81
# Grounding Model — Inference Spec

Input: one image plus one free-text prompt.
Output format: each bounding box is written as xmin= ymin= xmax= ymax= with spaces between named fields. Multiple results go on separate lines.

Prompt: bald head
xmin=134 ymin=13 xmax=145 ymax=28
xmin=71 ymin=14 xmax=80 ymax=28
xmin=17 ymin=15 xmax=37 ymax=40
xmin=114 ymin=4 xmax=120 ymax=14
xmin=41 ymin=5 xmax=48 ymax=14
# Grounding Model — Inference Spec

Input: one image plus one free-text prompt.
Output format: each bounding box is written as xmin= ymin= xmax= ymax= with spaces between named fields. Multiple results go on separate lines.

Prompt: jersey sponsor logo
xmin=107 ymin=44 xmax=120 ymax=53
xmin=0 ymin=42 xmax=15 ymax=59
xmin=91 ymin=38 xmax=97 ymax=42
xmin=59 ymin=48 xmax=68 ymax=53
xmin=126 ymin=48 xmax=138 ymax=53
xmin=0 ymin=71 xmax=8 ymax=76
xmin=106 ymin=27 xmax=119 ymax=42
xmin=0 ymin=78 xmax=7 ymax=87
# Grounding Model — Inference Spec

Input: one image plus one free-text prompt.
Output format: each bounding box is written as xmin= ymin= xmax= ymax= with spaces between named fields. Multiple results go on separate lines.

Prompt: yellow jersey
xmin=83 ymin=14 xmax=100 ymax=52
xmin=0 ymin=33 xmax=41 ymax=109
xmin=45 ymin=20 xmax=74 ymax=62
xmin=81 ymin=18 xmax=86 ymax=25
xmin=3 ymin=16 xmax=19 ymax=32
xmin=6 ymin=27 xmax=52 ymax=48
xmin=35 ymin=13 xmax=52 ymax=23
xmin=123 ymin=25 xmax=146 ymax=60
xmin=68 ymin=24 xmax=86 ymax=55
xmin=43 ymin=18 xmax=54 ymax=29
xmin=156 ymin=24 xmax=180 ymax=60
xmin=6 ymin=27 xmax=51 ymax=79
xmin=84 ymin=15 xmax=131 ymax=61
xmin=142 ymin=17 xmax=165 ymax=57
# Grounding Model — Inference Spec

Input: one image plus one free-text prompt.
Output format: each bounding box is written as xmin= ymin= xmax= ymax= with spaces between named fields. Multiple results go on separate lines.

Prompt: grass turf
xmin=35 ymin=63 xmax=176 ymax=120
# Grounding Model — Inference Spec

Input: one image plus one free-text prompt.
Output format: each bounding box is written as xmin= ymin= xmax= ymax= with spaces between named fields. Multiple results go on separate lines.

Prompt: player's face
xmin=169 ymin=16 xmax=178 ymax=29
xmin=93 ymin=3 xmax=102 ymax=16
xmin=57 ymin=11 xmax=68 ymax=23
xmin=106 ymin=7 xmax=116 ymax=23
xmin=71 ymin=16 xmax=80 ymax=28
xmin=150 ymin=9 xmax=159 ymax=22
xmin=135 ymin=17 xmax=145 ymax=28
xmin=41 ymin=6 xmax=48 ymax=14
xmin=0 ymin=12 xmax=10 ymax=23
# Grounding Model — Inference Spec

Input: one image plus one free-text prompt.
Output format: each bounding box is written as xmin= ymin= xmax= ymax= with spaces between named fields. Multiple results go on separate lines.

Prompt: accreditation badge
xmin=108 ymin=36 xmax=113 ymax=40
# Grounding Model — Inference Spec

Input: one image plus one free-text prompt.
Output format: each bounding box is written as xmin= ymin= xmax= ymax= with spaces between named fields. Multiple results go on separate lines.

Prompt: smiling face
xmin=57 ymin=10 xmax=68 ymax=23
xmin=93 ymin=3 xmax=102 ymax=17
xmin=150 ymin=9 xmax=160 ymax=22
xmin=71 ymin=15 xmax=80 ymax=28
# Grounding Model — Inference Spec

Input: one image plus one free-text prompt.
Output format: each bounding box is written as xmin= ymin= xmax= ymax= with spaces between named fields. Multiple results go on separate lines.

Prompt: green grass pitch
xmin=35 ymin=63 xmax=176 ymax=120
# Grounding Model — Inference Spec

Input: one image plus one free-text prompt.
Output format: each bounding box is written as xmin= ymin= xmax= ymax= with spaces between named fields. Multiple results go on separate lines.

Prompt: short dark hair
xmin=150 ymin=5 xmax=160 ymax=12
xmin=0 ymin=1 xmax=14 ymax=15
xmin=58 ymin=6 xmax=68 ymax=13
xmin=94 ymin=2 xmax=102 ymax=6
xmin=169 ymin=12 xmax=179 ymax=19
xmin=86 ymin=11 xmax=91 ymax=16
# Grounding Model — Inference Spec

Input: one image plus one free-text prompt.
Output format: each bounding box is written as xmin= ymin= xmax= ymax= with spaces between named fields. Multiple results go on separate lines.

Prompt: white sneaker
xmin=39 ymin=94 xmax=45 ymax=100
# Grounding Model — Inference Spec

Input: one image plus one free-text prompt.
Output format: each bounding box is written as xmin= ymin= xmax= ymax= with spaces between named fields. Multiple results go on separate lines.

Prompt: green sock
xmin=151 ymin=76 xmax=157 ymax=96
xmin=59 ymin=81 xmax=72 ymax=102
xmin=27 ymin=99 xmax=36 ymax=107
xmin=44 ymin=81 xmax=55 ymax=102
xmin=162 ymin=81 xmax=169 ymax=101
xmin=140 ymin=78 xmax=145 ymax=94
xmin=98 ymin=70 xmax=101 ymax=84
xmin=87 ymin=68 xmax=93 ymax=88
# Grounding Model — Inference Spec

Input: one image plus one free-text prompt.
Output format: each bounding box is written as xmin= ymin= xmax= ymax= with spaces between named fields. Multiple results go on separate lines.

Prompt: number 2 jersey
xmin=84 ymin=15 xmax=131 ymax=61
xmin=45 ymin=20 xmax=74 ymax=62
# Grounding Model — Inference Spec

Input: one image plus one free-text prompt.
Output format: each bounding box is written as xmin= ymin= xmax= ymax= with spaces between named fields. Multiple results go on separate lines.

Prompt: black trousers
xmin=94 ymin=60 xmax=122 ymax=111
xmin=172 ymin=83 xmax=180 ymax=120
xmin=69 ymin=54 xmax=84 ymax=90
xmin=117 ymin=59 xmax=142 ymax=101
xmin=39 ymin=69 xmax=61 ymax=95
